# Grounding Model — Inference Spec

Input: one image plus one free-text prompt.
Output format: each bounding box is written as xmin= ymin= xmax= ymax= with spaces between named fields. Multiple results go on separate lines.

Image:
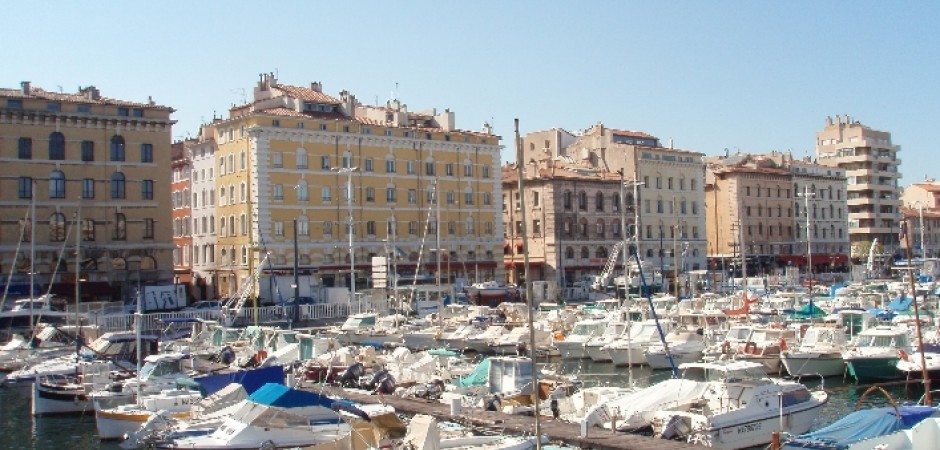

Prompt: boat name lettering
xmin=736 ymin=422 xmax=761 ymax=434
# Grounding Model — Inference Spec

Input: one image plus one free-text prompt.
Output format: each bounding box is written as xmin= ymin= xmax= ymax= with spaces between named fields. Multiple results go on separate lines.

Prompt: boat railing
xmin=87 ymin=302 xmax=374 ymax=333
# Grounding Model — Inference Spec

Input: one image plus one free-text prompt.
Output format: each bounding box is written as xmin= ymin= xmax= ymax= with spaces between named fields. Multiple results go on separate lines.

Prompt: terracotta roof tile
xmin=272 ymin=84 xmax=341 ymax=104
xmin=913 ymin=183 xmax=940 ymax=193
xmin=0 ymin=86 xmax=171 ymax=110
xmin=610 ymin=128 xmax=658 ymax=139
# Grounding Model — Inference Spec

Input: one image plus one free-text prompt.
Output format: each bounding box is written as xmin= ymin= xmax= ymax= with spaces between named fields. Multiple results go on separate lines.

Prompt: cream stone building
xmin=815 ymin=116 xmax=902 ymax=258
xmin=901 ymin=181 xmax=940 ymax=258
xmin=0 ymin=81 xmax=175 ymax=302
xmin=202 ymin=74 xmax=503 ymax=299
xmin=506 ymin=123 xmax=706 ymax=293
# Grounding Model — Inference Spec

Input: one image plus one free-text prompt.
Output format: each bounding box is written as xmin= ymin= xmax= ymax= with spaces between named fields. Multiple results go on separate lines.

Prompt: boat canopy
xmin=248 ymin=383 xmax=335 ymax=409
xmin=786 ymin=405 xmax=937 ymax=449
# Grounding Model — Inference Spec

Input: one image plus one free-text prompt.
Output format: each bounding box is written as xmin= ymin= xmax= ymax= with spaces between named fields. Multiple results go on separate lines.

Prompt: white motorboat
xmin=0 ymin=295 xmax=73 ymax=333
xmin=153 ymin=383 xmax=351 ymax=449
xmin=96 ymin=388 xmax=201 ymax=440
xmin=649 ymin=361 xmax=828 ymax=449
xmin=843 ymin=325 xmax=913 ymax=382
xmin=645 ymin=329 xmax=706 ymax=370
xmin=584 ymin=321 xmax=630 ymax=362
xmin=0 ymin=323 xmax=99 ymax=372
xmin=603 ymin=319 xmax=673 ymax=366
xmin=780 ymin=324 xmax=849 ymax=377
xmin=404 ymin=414 xmax=538 ymax=450
xmin=554 ymin=319 xmax=607 ymax=359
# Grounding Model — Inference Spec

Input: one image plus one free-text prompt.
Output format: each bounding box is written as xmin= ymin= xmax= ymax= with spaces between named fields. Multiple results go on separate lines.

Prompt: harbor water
xmin=0 ymin=358 xmax=928 ymax=449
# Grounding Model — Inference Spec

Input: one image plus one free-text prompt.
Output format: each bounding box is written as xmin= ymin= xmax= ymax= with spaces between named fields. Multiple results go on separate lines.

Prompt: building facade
xmin=0 ymin=82 xmax=175 ymax=302
xmin=188 ymin=128 xmax=219 ymax=300
xmin=171 ymin=141 xmax=193 ymax=294
xmin=815 ymin=116 xmax=902 ymax=258
xmin=505 ymin=123 xmax=706 ymax=292
xmin=901 ymin=181 xmax=940 ymax=258
xmin=199 ymin=74 xmax=503 ymax=300
xmin=705 ymin=152 xmax=850 ymax=277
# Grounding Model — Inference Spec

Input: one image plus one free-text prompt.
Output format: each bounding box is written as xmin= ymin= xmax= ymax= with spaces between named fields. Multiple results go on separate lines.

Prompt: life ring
xmin=721 ymin=341 xmax=731 ymax=355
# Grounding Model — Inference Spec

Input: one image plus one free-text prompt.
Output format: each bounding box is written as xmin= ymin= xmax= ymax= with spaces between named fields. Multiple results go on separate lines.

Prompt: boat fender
xmin=744 ymin=342 xmax=758 ymax=355
xmin=779 ymin=338 xmax=788 ymax=351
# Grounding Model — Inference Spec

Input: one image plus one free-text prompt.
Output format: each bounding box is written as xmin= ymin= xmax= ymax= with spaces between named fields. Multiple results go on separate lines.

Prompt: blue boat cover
xmin=247 ymin=382 xmax=335 ymax=408
xmin=786 ymin=405 xmax=937 ymax=449
xmin=887 ymin=297 xmax=913 ymax=312
xmin=193 ymin=365 xmax=284 ymax=396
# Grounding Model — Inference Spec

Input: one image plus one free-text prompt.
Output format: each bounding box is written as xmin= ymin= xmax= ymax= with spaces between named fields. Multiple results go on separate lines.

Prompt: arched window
xmin=578 ymin=191 xmax=587 ymax=210
xmin=49 ymin=170 xmax=65 ymax=198
xmin=48 ymin=132 xmax=65 ymax=160
xmin=323 ymin=221 xmax=333 ymax=236
xmin=297 ymin=180 xmax=308 ymax=201
xmin=110 ymin=135 xmax=125 ymax=161
xmin=110 ymin=172 xmax=126 ymax=199
xmin=297 ymin=216 xmax=309 ymax=236
xmin=49 ymin=213 xmax=66 ymax=241
xmin=228 ymin=184 xmax=235 ymax=204
xmin=595 ymin=219 xmax=605 ymax=238
xmin=239 ymin=182 xmax=246 ymax=202
xmin=647 ymin=249 xmax=654 ymax=258
xmin=565 ymin=247 xmax=574 ymax=259
xmin=82 ymin=219 xmax=95 ymax=241
xmin=296 ymin=148 xmax=308 ymax=169
xmin=580 ymin=247 xmax=589 ymax=259
xmin=595 ymin=192 xmax=604 ymax=211
xmin=595 ymin=247 xmax=607 ymax=259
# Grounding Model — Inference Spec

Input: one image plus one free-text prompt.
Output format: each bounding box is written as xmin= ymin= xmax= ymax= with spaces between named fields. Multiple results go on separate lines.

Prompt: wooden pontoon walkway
xmin=317 ymin=386 xmax=705 ymax=450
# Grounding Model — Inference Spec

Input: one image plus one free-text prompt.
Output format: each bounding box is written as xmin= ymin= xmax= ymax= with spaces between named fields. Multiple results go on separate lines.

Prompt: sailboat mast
xmin=29 ymin=180 xmax=36 ymax=332
xmin=514 ymin=119 xmax=541 ymax=450
xmin=74 ymin=203 xmax=81 ymax=328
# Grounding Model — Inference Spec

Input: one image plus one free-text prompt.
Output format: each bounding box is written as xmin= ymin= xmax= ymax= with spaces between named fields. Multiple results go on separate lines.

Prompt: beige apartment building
xmin=506 ymin=123 xmax=706 ymax=291
xmin=815 ymin=116 xmax=902 ymax=258
xmin=203 ymin=74 xmax=503 ymax=299
xmin=0 ymin=82 xmax=175 ymax=302
xmin=705 ymin=152 xmax=850 ymax=277
xmin=901 ymin=181 xmax=940 ymax=258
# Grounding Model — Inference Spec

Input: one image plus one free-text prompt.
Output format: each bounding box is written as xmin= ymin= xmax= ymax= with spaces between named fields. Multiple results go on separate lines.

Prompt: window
xmin=8 ymin=99 xmax=23 ymax=109
xmin=79 ymin=141 xmax=94 ymax=162
xmin=446 ymin=164 xmax=454 ymax=176
xmin=464 ymin=192 xmax=474 ymax=205
xmin=320 ymin=155 xmax=330 ymax=170
xmin=48 ymin=132 xmax=65 ymax=160
xmin=272 ymin=152 xmax=282 ymax=168
xmin=408 ymin=189 xmax=417 ymax=205
xmin=274 ymin=221 xmax=284 ymax=237
xmin=321 ymin=187 xmax=332 ymax=202
xmin=595 ymin=192 xmax=603 ymax=211
xmin=563 ymin=191 xmax=572 ymax=210
xmin=114 ymin=213 xmax=127 ymax=240
xmin=297 ymin=149 xmax=308 ymax=169
xmin=49 ymin=170 xmax=66 ymax=198
xmin=365 ymin=187 xmax=375 ymax=202
xmin=406 ymin=161 xmax=415 ymax=174
xmin=464 ymin=163 xmax=473 ymax=177
xmin=118 ymin=107 xmax=129 ymax=117
xmin=408 ymin=221 xmax=418 ymax=235
xmin=110 ymin=135 xmax=125 ymax=161
xmin=323 ymin=221 xmax=332 ymax=237
xmin=364 ymin=158 xmax=374 ymax=172
xmin=82 ymin=219 xmax=95 ymax=241
xmin=240 ymin=214 xmax=248 ymax=235
xmin=578 ymin=192 xmax=587 ymax=210
xmin=274 ymin=184 xmax=284 ymax=200
xmin=143 ymin=218 xmax=154 ymax=239
xmin=82 ymin=178 xmax=94 ymax=199
xmin=110 ymin=172 xmax=126 ymax=199
xmin=386 ymin=159 xmax=396 ymax=173
xmin=482 ymin=166 xmax=490 ymax=179
xmin=386 ymin=187 xmax=397 ymax=202
xmin=425 ymin=161 xmax=435 ymax=176
xmin=484 ymin=192 xmax=492 ymax=206
xmin=49 ymin=213 xmax=67 ymax=241
xmin=18 ymin=137 xmax=32 ymax=159
xmin=142 ymin=180 xmax=154 ymax=200
xmin=132 ymin=108 xmax=144 ymax=118
xmin=367 ymin=221 xmax=376 ymax=235
xmin=140 ymin=143 xmax=153 ymax=163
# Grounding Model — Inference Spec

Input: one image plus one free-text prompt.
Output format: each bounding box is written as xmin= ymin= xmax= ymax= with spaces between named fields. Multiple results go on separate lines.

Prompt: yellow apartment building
xmin=204 ymin=74 xmax=503 ymax=299
xmin=0 ymin=82 xmax=175 ymax=303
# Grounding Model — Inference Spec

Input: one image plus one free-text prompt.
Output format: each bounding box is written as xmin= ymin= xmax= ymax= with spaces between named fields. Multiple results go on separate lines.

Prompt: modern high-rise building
xmin=199 ymin=74 xmax=503 ymax=300
xmin=0 ymin=81 xmax=175 ymax=302
xmin=815 ymin=116 xmax=902 ymax=258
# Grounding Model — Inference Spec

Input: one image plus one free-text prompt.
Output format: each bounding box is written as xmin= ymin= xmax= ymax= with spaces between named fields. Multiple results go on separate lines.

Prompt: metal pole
xmin=799 ymin=187 xmax=815 ymax=310
xmin=904 ymin=218 xmax=932 ymax=405
xmin=29 ymin=180 xmax=36 ymax=331
xmin=74 ymin=203 xmax=81 ymax=328
xmin=293 ymin=219 xmax=300 ymax=325
xmin=333 ymin=167 xmax=359 ymax=311
xmin=515 ymin=118 xmax=541 ymax=449
xmin=435 ymin=180 xmax=443 ymax=329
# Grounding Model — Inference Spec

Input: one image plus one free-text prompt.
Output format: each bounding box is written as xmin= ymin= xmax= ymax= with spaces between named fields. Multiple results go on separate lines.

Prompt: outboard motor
xmin=366 ymin=369 xmax=390 ymax=391
xmin=339 ymin=362 xmax=366 ymax=388
xmin=217 ymin=346 xmax=236 ymax=365
xmin=375 ymin=373 xmax=396 ymax=396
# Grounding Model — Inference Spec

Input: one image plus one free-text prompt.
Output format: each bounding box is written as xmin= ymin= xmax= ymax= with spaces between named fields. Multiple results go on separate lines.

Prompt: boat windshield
xmin=139 ymin=358 xmax=183 ymax=380
xmin=572 ymin=323 xmax=604 ymax=336
xmin=726 ymin=328 xmax=751 ymax=340
xmin=858 ymin=334 xmax=908 ymax=348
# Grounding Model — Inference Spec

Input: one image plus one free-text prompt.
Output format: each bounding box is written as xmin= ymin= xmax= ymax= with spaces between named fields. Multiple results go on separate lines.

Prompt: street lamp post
xmin=333 ymin=167 xmax=359 ymax=309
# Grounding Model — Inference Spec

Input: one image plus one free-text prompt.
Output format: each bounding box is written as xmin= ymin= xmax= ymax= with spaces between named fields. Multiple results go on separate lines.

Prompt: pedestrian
xmin=550 ymin=397 xmax=560 ymax=420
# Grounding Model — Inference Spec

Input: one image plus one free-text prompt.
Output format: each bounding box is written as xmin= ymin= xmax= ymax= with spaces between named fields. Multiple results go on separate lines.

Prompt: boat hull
xmin=679 ymin=395 xmax=827 ymax=449
xmin=845 ymin=356 xmax=902 ymax=382
xmin=645 ymin=350 xmax=702 ymax=370
xmin=608 ymin=347 xmax=646 ymax=366
xmin=585 ymin=345 xmax=612 ymax=362
xmin=96 ymin=409 xmax=191 ymax=440
xmin=780 ymin=353 xmax=846 ymax=378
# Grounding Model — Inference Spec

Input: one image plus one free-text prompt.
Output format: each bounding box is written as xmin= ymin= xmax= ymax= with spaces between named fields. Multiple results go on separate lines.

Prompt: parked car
xmin=182 ymin=300 xmax=223 ymax=311
xmin=285 ymin=296 xmax=318 ymax=305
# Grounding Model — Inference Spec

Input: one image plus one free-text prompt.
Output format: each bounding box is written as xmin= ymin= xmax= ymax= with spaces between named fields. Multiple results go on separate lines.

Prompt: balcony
xmin=846 ymin=197 xmax=871 ymax=206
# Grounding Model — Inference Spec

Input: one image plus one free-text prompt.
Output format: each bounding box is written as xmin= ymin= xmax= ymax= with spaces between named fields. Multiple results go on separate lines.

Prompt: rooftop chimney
xmin=20 ymin=81 xmax=30 ymax=95
xmin=310 ymin=82 xmax=322 ymax=92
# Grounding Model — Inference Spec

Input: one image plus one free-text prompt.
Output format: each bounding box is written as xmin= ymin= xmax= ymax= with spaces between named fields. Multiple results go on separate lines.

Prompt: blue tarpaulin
xmin=785 ymin=405 xmax=936 ymax=449
xmin=887 ymin=297 xmax=913 ymax=312
xmin=247 ymin=382 xmax=335 ymax=408
xmin=192 ymin=365 xmax=284 ymax=396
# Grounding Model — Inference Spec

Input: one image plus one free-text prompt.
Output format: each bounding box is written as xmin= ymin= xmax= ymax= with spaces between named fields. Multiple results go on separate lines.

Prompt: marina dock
xmin=322 ymin=387 xmax=705 ymax=450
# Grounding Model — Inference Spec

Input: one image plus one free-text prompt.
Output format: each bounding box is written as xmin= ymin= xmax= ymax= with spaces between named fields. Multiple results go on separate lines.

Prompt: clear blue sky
xmin=5 ymin=1 xmax=937 ymax=186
